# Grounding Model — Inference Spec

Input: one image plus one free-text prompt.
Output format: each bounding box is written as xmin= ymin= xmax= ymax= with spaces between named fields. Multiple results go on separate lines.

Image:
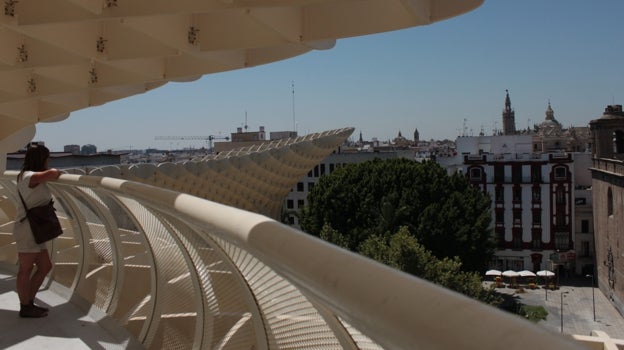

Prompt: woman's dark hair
xmin=19 ymin=145 xmax=50 ymax=179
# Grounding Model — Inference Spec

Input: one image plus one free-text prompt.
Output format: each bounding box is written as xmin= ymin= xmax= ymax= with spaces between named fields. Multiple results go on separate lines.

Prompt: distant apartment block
xmin=457 ymin=92 xmax=593 ymax=276
xmin=64 ymin=144 xmax=80 ymax=154
xmin=81 ymin=144 xmax=97 ymax=155
xmin=459 ymin=134 xmax=593 ymax=275
xmin=215 ymin=126 xmax=297 ymax=153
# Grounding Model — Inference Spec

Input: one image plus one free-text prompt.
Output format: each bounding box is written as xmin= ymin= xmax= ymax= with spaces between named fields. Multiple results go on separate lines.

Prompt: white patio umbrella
xmin=502 ymin=270 xmax=520 ymax=286
xmin=536 ymin=270 xmax=555 ymax=288
xmin=485 ymin=269 xmax=502 ymax=276
xmin=536 ymin=270 xmax=555 ymax=277
xmin=502 ymin=270 xmax=520 ymax=277
xmin=518 ymin=270 xmax=537 ymax=287
xmin=518 ymin=270 xmax=536 ymax=277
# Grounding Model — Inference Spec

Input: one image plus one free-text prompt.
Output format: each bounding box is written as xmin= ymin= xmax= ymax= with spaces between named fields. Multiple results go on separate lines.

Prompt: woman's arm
xmin=29 ymin=169 xmax=61 ymax=188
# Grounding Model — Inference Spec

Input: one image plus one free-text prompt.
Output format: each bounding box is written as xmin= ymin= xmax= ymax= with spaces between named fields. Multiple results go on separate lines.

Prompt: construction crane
xmin=154 ymin=135 xmax=230 ymax=152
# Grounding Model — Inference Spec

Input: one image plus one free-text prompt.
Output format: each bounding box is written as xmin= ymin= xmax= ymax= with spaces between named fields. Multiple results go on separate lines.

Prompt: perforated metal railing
xmin=0 ymin=172 xmax=584 ymax=350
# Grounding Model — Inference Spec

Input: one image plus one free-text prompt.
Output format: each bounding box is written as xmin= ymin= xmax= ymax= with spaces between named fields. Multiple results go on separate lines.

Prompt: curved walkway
xmin=0 ymin=270 xmax=140 ymax=350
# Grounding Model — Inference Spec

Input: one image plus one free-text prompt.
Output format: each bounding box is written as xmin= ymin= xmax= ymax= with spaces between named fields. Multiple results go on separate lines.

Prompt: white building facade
xmin=458 ymin=134 xmax=593 ymax=275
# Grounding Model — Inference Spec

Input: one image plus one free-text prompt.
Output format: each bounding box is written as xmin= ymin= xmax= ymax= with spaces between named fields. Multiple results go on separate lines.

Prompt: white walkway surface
xmin=0 ymin=271 xmax=140 ymax=350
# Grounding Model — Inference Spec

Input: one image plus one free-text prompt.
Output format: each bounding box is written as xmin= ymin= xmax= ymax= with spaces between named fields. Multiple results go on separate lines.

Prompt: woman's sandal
xmin=30 ymin=300 xmax=49 ymax=313
xmin=19 ymin=304 xmax=48 ymax=318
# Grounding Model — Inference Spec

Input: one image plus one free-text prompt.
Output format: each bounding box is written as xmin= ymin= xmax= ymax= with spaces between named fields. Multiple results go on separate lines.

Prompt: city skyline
xmin=34 ymin=0 xmax=624 ymax=152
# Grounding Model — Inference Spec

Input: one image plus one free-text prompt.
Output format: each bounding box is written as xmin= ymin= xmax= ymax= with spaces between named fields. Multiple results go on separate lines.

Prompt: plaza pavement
xmin=490 ymin=276 xmax=624 ymax=341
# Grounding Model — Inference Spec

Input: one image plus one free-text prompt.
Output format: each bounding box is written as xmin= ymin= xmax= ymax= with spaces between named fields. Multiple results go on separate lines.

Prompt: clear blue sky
xmin=35 ymin=0 xmax=624 ymax=152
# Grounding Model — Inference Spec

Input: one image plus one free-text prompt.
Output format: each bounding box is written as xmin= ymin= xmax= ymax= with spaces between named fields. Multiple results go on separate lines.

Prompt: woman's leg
xmin=28 ymin=249 xmax=52 ymax=302
xmin=17 ymin=251 xmax=51 ymax=317
xmin=16 ymin=252 xmax=38 ymax=305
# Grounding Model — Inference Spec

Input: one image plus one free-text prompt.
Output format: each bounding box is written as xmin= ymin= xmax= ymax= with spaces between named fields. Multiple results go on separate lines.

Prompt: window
xmin=470 ymin=167 xmax=482 ymax=181
xmin=495 ymin=227 xmax=505 ymax=248
xmin=495 ymin=187 xmax=504 ymax=202
xmin=513 ymin=209 xmax=522 ymax=225
xmin=297 ymin=182 xmax=304 ymax=192
xmin=308 ymin=182 xmax=314 ymax=191
xmin=494 ymin=165 xmax=504 ymax=183
xmin=608 ymin=187 xmax=614 ymax=216
xmin=532 ymin=187 xmax=541 ymax=202
xmin=512 ymin=229 xmax=522 ymax=250
xmin=320 ymin=164 xmax=326 ymax=176
xmin=614 ymin=130 xmax=624 ymax=154
xmin=495 ymin=209 xmax=504 ymax=225
xmin=313 ymin=165 xmax=319 ymax=177
xmin=470 ymin=167 xmax=482 ymax=180
xmin=581 ymin=220 xmax=589 ymax=233
xmin=555 ymin=214 xmax=566 ymax=227
xmin=329 ymin=163 xmax=335 ymax=173
xmin=531 ymin=165 xmax=541 ymax=183
xmin=554 ymin=166 xmax=567 ymax=179
xmin=297 ymin=199 xmax=305 ymax=208
xmin=531 ymin=229 xmax=541 ymax=250
xmin=532 ymin=209 xmax=541 ymax=225
xmin=513 ymin=187 xmax=522 ymax=202
xmin=512 ymin=165 xmax=522 ymax=183
xmin=286 ymin=200 xmax=293 ymax=209
xmin=554 ymin=232 xmax=569 ymax=250
xmin=580 ymin=241 xmax=590 ymax=257
xmin=556 ymin=187 xmax=566 ymax=205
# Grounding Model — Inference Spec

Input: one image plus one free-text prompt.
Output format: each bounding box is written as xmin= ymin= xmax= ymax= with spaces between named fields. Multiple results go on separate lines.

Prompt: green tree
xmin=300 ymin=158 xmax=494 ymax=272
xmin=319 ymin=223 xmax=350 ymax=250
xmin=357 ymin=227 xmax=501 ymax=305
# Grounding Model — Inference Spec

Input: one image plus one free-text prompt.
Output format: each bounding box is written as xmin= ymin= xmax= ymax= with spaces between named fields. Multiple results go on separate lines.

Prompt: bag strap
xmin=17 ymin=188 xmax=30 ymax=223
xmin=17 ymin=190 xmax=29 ymax=211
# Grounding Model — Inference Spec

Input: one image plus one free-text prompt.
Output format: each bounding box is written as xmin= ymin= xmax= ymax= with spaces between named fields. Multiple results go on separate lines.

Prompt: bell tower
xmin=502 ymin=90 xmax=516 ymax=135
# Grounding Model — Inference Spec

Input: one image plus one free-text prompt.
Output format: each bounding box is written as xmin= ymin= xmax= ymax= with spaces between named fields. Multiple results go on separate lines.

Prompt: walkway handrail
xmin=0 ymin=172 xmax=584 ymax=349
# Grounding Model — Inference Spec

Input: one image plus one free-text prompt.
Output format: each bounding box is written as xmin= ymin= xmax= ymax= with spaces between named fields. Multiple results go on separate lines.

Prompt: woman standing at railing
xmin=13 ymin=145 xmax=61 ymax=318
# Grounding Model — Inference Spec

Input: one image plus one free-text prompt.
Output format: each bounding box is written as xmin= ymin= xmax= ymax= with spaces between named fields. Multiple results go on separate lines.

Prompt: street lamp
xmin=544 ymin=273 xmax=550 ymax=300
xmin=560 ymin=290 xmax=569 ymax=333
xmin=586 ymin=274 xmax=596 ymax=321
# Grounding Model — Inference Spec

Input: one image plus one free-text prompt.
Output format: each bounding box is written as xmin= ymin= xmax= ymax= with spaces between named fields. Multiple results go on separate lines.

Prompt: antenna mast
xmin=292 ymin=80 xmax=296 ymax=132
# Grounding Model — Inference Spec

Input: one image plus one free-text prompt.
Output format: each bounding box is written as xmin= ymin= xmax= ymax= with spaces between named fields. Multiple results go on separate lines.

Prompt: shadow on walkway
xmin=0 ymin=271 xmax=141 ymax=349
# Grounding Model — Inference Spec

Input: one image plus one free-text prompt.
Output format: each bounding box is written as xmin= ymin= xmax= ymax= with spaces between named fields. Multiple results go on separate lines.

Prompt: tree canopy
xmin=358 ymin=226 xmax=500 ymax=304
xmin=300 ymin=158 xmax=494 ymax=272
